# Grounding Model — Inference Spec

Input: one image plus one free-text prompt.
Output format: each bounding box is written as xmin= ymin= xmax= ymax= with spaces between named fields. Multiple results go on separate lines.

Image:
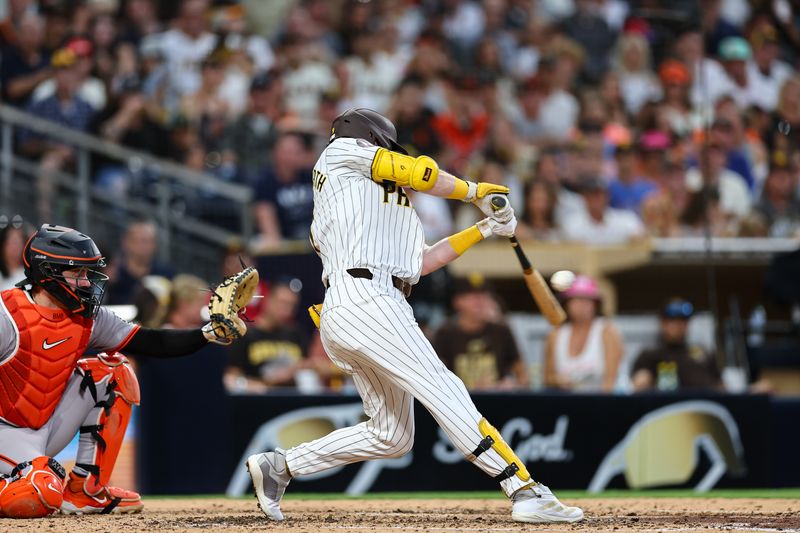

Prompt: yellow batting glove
xmin=475 ymin=182 xmax=509 ymax=199
xmin=447 ymin=180 xmax=509 ymax=202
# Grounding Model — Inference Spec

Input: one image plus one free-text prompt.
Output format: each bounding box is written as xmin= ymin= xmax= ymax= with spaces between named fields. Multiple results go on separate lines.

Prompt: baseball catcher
xmin=0 ymin=224 xmax=256 ymax=518
xmin=247 ymin=109 xmax=583 ymax=524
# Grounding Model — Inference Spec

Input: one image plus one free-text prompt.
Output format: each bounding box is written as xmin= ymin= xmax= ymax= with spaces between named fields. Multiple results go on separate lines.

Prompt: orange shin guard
xmin=0 ymin=457 xmax=66 ymax=518
xmin=76 ymin=353 xmax=140 ymax=491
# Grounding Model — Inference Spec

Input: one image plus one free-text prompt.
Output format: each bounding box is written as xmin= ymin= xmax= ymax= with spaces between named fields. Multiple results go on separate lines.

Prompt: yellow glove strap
xmin=447 ymin=225 xmax=485 ymax=255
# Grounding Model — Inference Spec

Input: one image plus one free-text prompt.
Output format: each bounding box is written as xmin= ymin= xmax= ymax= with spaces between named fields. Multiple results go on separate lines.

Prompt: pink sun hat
xmin=561 ymin=275 xmax=601 ymax=300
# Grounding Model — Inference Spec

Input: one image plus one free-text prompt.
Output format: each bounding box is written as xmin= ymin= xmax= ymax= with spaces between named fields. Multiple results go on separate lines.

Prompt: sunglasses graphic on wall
xmin=588 ymin=401 xmax=746 ymax=492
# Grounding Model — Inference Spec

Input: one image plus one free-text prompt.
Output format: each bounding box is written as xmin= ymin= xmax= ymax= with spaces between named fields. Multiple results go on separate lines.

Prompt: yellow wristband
xmin=447 ymin=225 xmax=485 ymax=255
xmin=446 ymin=178 xmax=471 ymax=200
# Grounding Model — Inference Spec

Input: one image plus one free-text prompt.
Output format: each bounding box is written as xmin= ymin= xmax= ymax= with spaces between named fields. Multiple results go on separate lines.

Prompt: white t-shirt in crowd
xmin=562 ymin=206 xmax=645 ymax=245
xmin=157 ymin=29 xmax=217 ymax=97
xmin=686 ymin=167 xmax=752 ymax=218
xmin=745 ymin=60 xmax=794 ymax=112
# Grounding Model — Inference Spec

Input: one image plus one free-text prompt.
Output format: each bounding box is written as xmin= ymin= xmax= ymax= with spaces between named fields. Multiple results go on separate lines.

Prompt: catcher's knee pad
xmin=0 ymin=456 xmax=66 ymax=518
xmin=76 ymin=353 xmax=140 ymax=491
xmin=472 ymin=418 xmax=532 ymax=483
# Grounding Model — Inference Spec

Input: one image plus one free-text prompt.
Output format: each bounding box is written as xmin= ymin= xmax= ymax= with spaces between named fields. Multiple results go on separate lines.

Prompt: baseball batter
xmin=247 ymin=109 xmax=583 ymax=524
xmin=0 ymin=224 xmax=254 ymax=518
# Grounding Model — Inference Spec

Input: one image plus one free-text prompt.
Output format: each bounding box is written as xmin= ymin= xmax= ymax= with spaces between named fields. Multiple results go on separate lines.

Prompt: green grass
xmin=150 ymin=489 xmax=800 ymax=500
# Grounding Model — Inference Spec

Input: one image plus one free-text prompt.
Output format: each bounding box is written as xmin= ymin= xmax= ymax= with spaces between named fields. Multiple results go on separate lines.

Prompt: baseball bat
xmin=490 ymin=195 xmax=567 ymax=326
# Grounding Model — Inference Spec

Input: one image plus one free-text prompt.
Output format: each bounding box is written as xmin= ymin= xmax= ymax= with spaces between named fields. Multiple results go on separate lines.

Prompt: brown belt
xmin=325 ymin=268 xmax=412 ymax=298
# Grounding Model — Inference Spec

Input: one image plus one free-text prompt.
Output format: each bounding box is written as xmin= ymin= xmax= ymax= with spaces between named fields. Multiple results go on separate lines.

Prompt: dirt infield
xmin=2 ymin=497 xmax=798 ymax=532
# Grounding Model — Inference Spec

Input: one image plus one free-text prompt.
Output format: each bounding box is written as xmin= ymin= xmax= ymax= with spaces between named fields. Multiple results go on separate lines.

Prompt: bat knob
xmin=490 ymin=195 xmax=507 ymax=210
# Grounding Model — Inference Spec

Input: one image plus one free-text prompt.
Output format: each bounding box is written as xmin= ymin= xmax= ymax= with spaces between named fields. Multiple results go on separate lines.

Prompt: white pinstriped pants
xmin=284 ymin=271 xmax=529 ymax=497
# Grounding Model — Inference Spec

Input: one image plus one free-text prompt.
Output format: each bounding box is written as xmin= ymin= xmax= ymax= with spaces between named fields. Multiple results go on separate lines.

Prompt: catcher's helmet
xmin=18 ymin=224 xmax=108 ymax=318
xmin=329 ymin=108 xmax=408 ymax=154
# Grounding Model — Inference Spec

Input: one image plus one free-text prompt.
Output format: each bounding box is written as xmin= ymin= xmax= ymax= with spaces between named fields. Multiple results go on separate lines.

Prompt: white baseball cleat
xmin=511 ymin=483 xmax=584 ymax=523
xmin=246 ymin=449 xmax=291 ymax=521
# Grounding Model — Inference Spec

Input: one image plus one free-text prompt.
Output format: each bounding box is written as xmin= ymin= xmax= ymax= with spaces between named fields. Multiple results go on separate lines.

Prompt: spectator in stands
xmin=105 ymin=219 xmax=174 ymax=305
xmin=517 ymin=179 xmax=561 ymax=241
xmin=433 ymin=275 xmax=528 ymax=391
xmin=31 ymin=36 xmax=106 ymax=112
xmin=18 ymin=48 xmax=95 ymax=222
xmin=709 ymin=115 xmax=756 ymax=191
xmin=404 ymin=32 xmax=450 ymax=114
xmin=642 ymin=156 xmax=692 ymax=237
xmin=701 ymin=0 xmax=743 ymax=56
xmin=389 ymin=76 xmax=442 ymax=156
xmin=718 ymin=37 xmax=758 ymax=111
xmin=222 ymin=71 xmax=282 ymax=181
xmin=279 ymin=34 xmax=338 ymax=120
xmin=598 ymin=71 xmax=628 ymax=125
xmin=433 ymin=73 xmax=490 ymax=173
xmin=672 ymin=26 xmax=733 ymax=109
xmin=179 ymin=49 xmax=233 ymax=153
xmin=544 ymin=274 xmax=623 ymax=392
xmin=119 ymin=0 xmax=163 ymax=46
xmin=0 ymin=224 xmax=29 ymax=291
xmin=608 ymin=142 xmax=657 ymax=213
xmin=224 ymin=279 xmax=312 ymax=393
xmin=681 ymin=185 xmax=735 ymax=236
xmin=747 ymin=24 xmax=794 ymax=113
xmin=92 ymin=78 xmax=170 ymax=198
xmin=637 ymin=130 xmax=672 ymax=182
xmin=535 ymin=49 xmax=580 ymax=142
xmin=755 ymin=154 xmax=800 ymax=238
xmin=612 ymin=32 xmax=661 ymax=115
xmin=0 ymin=11 xmax=50 ymax=107
xmin=657 ymin=60 xmax=694 ymax=137
xmin=253 ymin=132 xmax=314 ymax=247
xmin=686 ymin=143 xmax=751 ymax=220
xmin=132 ymin=275 xmax=172 ymax=328
xmin=765 ymin=76 xmax=800 ymax=154
xmin=563 ymin=177 xmax=646 ymax=245
xmin=41 ymin=3 xmax=69 ymax=56
xmin=513 ymin=75 xmax=548 ymax=144
xmin=632 ymin=299 xmax=721 ymax=391
xmin=0 ymin=0 xmax=31 ymax=48
xmin=339 ymin=28 xmax=402 ymax=114
xmin=561 ymin=0 xmax=615 ymax=83
xmin=158 ymin=0 xmax=217 ymax=102
xmin=162 ymin=273 xmax=208 ymax=329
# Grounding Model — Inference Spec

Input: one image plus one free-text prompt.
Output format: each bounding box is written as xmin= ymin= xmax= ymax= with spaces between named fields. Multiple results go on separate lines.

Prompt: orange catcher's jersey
xmin=309 ymin=138 xmax=425 ymax=286
xmin=0 ymin=288 xmax=139 ymax=429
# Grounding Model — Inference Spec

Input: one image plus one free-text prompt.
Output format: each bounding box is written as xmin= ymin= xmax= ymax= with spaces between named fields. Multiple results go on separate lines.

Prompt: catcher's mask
xmin=329 ymin=108 xmax=408 ymax=155
xmin=18 ymin=224 xmax=109 ymax=318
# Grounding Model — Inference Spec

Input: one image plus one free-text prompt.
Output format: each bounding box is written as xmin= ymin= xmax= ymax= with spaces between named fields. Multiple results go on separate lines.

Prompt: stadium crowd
xmin=1 ymin=0 xmax=798 ymax=394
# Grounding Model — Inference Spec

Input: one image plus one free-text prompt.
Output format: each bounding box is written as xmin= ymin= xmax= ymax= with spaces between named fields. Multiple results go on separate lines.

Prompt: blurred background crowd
xmin=0 ymin=0 xmax=799 ymax=396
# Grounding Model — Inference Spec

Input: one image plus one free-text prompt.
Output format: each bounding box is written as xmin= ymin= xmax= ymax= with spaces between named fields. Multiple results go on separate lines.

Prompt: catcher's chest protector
xmin=0 ymin=289 xmax=92 ymax=429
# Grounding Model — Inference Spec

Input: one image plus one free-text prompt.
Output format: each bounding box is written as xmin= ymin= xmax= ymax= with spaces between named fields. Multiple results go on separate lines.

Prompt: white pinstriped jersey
xmin=310 ymin=138 xmax=425 ymax=286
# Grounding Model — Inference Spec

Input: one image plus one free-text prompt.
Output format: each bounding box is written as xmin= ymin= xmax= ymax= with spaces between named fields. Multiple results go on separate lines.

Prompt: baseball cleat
xmin=511 ymin=483 xmax=584 ymax=523
xmin=247 ymin=449 xmax=291 ymax=521
xmin=61 ymin=471 xmax=143 ymax=515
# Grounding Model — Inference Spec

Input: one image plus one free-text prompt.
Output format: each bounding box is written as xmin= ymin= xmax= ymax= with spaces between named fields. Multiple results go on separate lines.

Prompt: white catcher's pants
xmin=284 ymin=271 xmax=529 ymax=497
xmin=0 ymin=370 xmax=113 ymax=474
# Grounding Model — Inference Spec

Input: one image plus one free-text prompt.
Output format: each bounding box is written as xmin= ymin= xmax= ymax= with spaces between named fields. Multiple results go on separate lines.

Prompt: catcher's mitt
xmin=202 ymin=266 xmax=259 ymax=345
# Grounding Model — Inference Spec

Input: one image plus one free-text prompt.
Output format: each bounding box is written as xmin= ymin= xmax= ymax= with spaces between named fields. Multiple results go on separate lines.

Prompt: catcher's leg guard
xmin=472 ymin=418 xmax=533 ymax=485
xmin=0 ymin=456 xmax=66 ymax=518
xmin=62 ymin=354 xmax=142 ymax=514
